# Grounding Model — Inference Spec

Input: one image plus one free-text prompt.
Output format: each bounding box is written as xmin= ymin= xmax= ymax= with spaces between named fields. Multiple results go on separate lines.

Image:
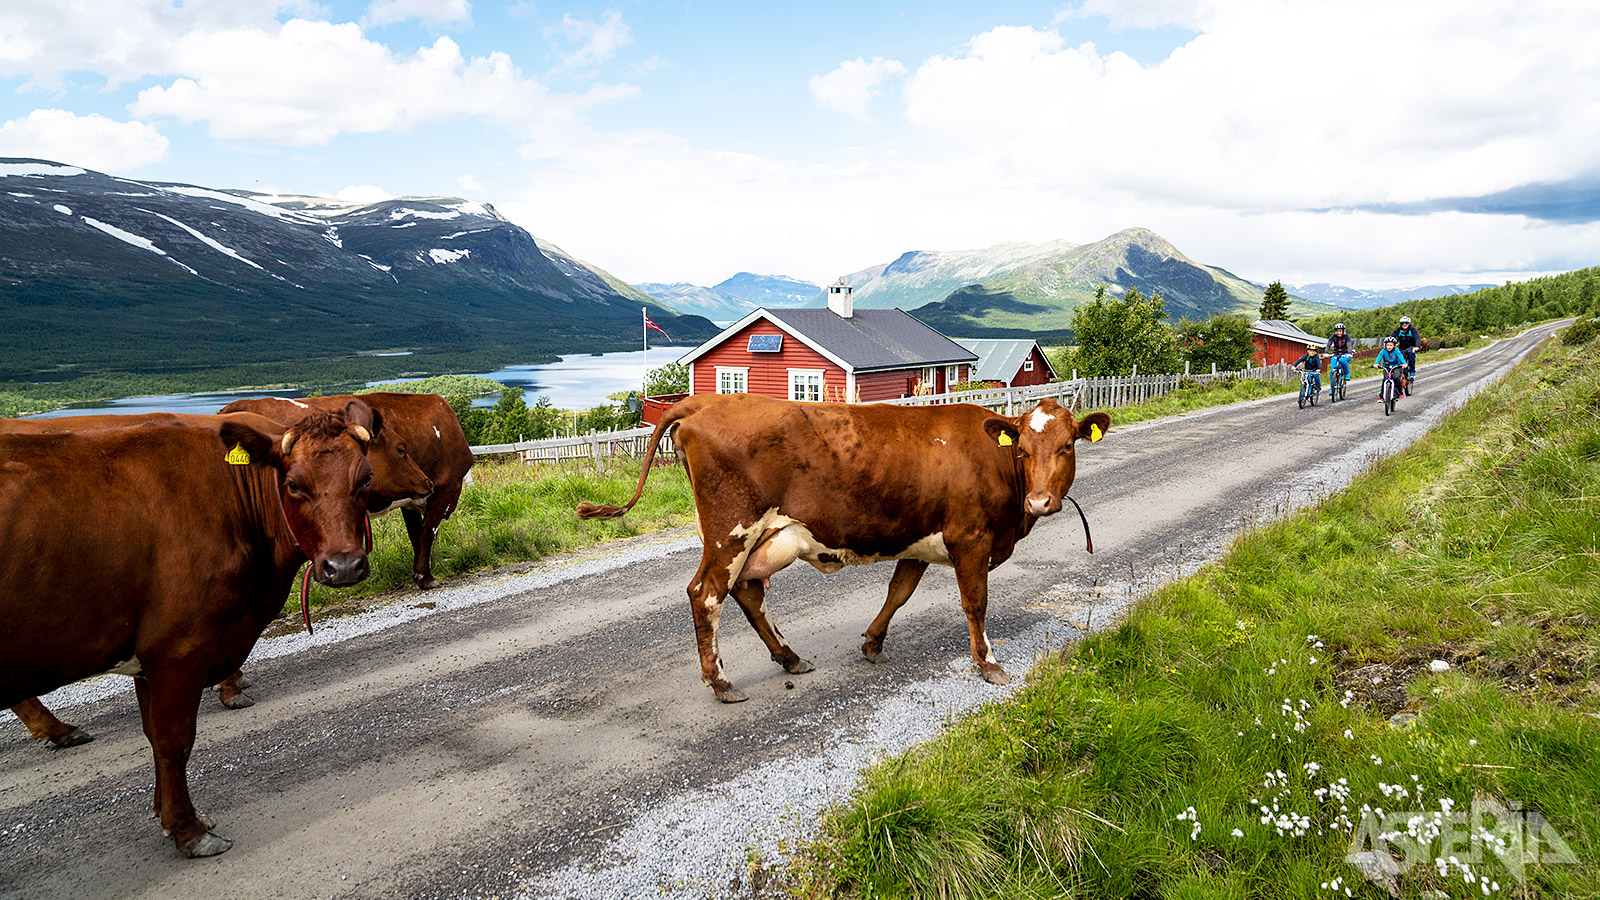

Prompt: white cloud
xmin=0 ymin=109 xmax=168 ymax=171
xmin=809 ymin=57 xmax=907 ymax=121
xmin=336 ymin=184 xmax=394 ymax=204
xmin=1056 ymin=0 xmax=1214 ymax=31
xmin=363 ymin=0 xmax=472 ymax=28
xmin=548 ymin=10 xmax=632 ymax=75
xmin=128 ymin=20 xmax=594 ymax=146
xmin=0 ymin=1 xmax=313 ymax=89
xmin=458 ymin=174 xmax=483 ymax=193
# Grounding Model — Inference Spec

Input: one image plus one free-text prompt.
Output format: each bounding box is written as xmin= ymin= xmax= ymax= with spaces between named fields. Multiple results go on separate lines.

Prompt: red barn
xmin=678 ymin=281 xmax=977 ymax=403
xmin=1250 ymin=319 xmax=1326 ymax=367
xmin=953 ymin=338 xmax=1055 ymax=388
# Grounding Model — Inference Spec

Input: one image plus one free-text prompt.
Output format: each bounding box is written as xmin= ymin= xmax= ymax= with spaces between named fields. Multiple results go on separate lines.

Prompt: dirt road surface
xmin=0 ymin=322 xmax=1564 ymax=900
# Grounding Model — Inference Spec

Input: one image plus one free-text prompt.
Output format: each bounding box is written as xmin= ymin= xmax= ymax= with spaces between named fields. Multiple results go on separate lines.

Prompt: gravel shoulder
xmin=0 ymin=323 xmax=1563 ymax=900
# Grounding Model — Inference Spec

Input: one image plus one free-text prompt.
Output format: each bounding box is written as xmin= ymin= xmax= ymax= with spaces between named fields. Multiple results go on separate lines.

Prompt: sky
xmin=1 ymin=1 xmax=1597 ymax=291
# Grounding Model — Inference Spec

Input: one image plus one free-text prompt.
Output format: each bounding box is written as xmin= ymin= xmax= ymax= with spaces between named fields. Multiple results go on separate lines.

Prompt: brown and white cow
xmin=222 ymin=392 xmax=473 ymax=590
xmin=3 ymin=408 xmax=432 ymax=746
xmin=0 ymin=405 xmax=377 ymax=856
xmin=576 ymin=394 xmax=1110 ymax=703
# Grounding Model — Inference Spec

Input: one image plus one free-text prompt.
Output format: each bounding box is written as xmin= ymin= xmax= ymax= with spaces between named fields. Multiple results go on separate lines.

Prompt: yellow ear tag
xmin=997 ymin=432 xmax=1013 ymax=446
xmin=1089 ymin=424 xmax=1104 ymax=443
xmin=225 ymin=444 xmax=252 ymax=465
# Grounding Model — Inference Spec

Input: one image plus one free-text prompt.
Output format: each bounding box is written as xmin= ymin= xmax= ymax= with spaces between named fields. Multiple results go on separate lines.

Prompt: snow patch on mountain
xmin=147 ymin=210 xmax=265 ymax=270
xmin=81 ymin=216 xmax=198 ymax=276
xmin=425 ymin=248 xmax=471 ymax=264
xmin=160 ymin=184 xmax=322 ymax=225
xmin=0 ymin=162 xmax=85 ymax=178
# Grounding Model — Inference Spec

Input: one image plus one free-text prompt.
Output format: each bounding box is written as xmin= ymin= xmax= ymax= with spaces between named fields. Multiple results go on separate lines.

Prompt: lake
xmin=25 ymin=349 xmax=673 ymax=419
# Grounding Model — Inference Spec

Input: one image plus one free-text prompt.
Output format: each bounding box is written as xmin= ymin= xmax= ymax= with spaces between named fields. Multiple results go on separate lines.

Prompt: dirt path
xmin=0 ymin=323 xmax=1563 ymax=900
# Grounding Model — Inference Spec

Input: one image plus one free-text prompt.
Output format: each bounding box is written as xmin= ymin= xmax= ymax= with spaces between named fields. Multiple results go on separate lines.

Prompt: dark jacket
xmin=1391 ymin=326 xmax=1420 ymax=351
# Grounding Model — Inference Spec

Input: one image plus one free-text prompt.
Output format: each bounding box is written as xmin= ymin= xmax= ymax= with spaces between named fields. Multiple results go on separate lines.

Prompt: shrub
xmin=1561 ymin=318 xmax=1600 ymax=346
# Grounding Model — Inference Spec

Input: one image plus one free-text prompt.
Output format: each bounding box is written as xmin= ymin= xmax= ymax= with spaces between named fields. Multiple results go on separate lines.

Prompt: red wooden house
xmin=1250 ymin=319 xmax=1326 ymax=367
xmin=677 ymin=280 xmax=977 ymax=404
xmin=952 ymin=338 xmax=1055 ymax=388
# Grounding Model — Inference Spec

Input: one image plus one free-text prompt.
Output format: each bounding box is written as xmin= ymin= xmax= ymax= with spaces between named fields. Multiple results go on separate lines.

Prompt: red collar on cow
xmin=272 ymin=469 xmax=373 ymax=636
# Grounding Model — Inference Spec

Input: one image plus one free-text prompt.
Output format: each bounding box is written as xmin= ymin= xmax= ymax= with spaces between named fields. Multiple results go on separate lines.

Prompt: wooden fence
xmin=468 ymin=362 xmax=1296 ymax=462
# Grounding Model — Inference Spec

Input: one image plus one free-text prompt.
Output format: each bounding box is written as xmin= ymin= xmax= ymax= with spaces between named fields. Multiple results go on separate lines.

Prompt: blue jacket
xmin=1375 ymin=347 xmax=1406 ymax=368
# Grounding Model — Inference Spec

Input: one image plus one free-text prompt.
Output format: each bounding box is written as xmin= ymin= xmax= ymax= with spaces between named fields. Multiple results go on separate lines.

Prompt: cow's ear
xmin=344 ymin=398 xmax=377 ymax=444
xmin=219 ymin=419 xmax=286 ymax=469
xmin=1076 ymin=412 xmax=1111 ymax=444
xmin=984 ymin=417 xmax=1021 ymax=448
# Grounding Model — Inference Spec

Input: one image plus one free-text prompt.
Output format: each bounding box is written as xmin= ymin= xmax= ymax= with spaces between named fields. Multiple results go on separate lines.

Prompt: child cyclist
xmin=1325 ymin=323 xmax=1353 ymax=389
xmin=1292 ymin=342 xmax=1323 ymax=400
xmin=1373 ymin=335 xmax=1408 ymax=401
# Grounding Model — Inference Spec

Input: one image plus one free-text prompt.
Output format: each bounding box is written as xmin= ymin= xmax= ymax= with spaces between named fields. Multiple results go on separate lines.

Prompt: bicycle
xmin=1378 ymin=364 xmax=1406 ymax=416
xmin=1328 ymin=354 xmax=1350 ymax=402
xmin=1297 ymin=368 xmax=1319 ymax=409
xmin=1401 ymin=348 xmax=1417 ymax=395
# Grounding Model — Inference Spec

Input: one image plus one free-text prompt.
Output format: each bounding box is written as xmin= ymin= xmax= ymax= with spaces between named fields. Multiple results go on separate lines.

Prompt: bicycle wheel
xmin=1298 ymin=382 xmax=1308 ymax=409
xmin=1383 ymin=380 xmax=1394 ymax=415
xmin=1310 ymin=383 xmax=1318 ymax=406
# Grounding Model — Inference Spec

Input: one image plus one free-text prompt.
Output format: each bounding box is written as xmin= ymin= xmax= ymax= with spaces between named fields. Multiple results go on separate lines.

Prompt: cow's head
xmin=359 ymin=408 xmax=436 ymax=505
xmin=220 ymin=399 xmax=377 ymax=586
xmin=985 ymin=399 xmax=1111 ymax=517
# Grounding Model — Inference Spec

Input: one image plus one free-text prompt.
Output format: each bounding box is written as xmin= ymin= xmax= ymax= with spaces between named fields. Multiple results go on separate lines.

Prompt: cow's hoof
xmin=981 ymin=668 xmax=1012 ymax=686
xmin=160 ymin=812 xmax=216 ymax=834
xmin=712 ymin=685 xmax=749 ymax=704
xmin=415 ymin=575 xmax=441 ymax=590
xmin=219 ymin=693 xmax=255 ymax=710
xmin=861 ymin=643 xmax=887 ymax=664
xmin=781 ymin=657 xmax=815 ymax=675
xmin=49 ymin=727 xmax=95 ymax=748
xmin=179 ymin=832 xmax=233 ymax=858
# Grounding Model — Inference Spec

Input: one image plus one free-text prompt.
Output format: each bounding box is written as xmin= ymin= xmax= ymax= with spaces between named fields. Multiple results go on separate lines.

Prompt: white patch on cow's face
xmin=934 ymin=438 xmax=946 ymax=445
xmin=105 ymin=656 xmax=143 ymax=677
xmin=433 ymin=425 xmax=441 ymax=438
xmin=1028 ymin=408 xmax=1054 ymax=433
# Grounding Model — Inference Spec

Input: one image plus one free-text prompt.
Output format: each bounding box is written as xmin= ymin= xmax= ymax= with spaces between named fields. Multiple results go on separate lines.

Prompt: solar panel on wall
xmin=747 ymin=334 xmax=784 ymax=352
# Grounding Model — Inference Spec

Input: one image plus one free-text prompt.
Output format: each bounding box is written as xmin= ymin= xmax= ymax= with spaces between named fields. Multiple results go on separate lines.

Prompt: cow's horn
xmin=351 ymin=424 xmax=372 ymax=443
xmin=281 ymin=431 xmax=298 ymax=457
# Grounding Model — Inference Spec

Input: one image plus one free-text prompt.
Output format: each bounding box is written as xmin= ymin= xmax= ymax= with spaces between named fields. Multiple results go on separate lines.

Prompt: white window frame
xmin=789 ymin=369 xmax=824 ymax=402
xmin=716 ymin=366 xmax=748 ymax=394
xmin=1023 ymin=357 xmax=1034 ymax=372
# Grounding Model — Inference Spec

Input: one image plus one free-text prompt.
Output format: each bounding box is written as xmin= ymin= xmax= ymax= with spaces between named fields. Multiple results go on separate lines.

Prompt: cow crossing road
xmin=0 ymin=322 xmax=1565 ymax=900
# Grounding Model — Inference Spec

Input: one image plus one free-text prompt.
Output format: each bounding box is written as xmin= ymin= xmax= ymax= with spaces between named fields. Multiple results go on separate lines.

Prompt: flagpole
xmin=641 ymin=307 xmax=648 ymax=398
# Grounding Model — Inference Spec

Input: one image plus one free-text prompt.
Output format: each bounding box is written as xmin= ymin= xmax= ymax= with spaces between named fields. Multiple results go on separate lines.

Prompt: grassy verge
xmin=303 ymin=459 xmax=695 ymax=609
xmin=796 ymin=331 xmax=1599 ymax=898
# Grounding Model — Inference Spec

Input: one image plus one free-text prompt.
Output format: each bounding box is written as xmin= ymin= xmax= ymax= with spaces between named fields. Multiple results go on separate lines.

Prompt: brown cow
xmin=0 ymin=405 xmax=377 ymax=856
xmin=222 ymin=392 xmax=473 ymax=590
xmin=576 ymin=394 xmax=1110 ymax=702
xmin=3 ymin=409 xmax=432 ymax=745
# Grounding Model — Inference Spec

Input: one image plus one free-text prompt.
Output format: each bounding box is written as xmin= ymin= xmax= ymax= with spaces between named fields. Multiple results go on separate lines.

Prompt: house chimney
xmin=827 ymin=277 xmax=854 ymax=318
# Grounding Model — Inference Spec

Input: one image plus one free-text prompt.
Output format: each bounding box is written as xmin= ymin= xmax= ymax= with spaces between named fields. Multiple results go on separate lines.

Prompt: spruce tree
xmin=1259 ymin=281 xmax=1291 ymax=320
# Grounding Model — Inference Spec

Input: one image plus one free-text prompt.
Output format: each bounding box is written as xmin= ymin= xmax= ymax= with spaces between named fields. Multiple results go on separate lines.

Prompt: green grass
xmin=796 ymin=331 xmax=1600 ymax=899
xmin=303 ymin=459 xmax=695 ymax=609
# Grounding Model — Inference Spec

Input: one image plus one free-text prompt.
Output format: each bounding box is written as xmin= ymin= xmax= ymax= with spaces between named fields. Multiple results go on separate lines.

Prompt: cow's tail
xmin=574 ymin=400 xmax=694 ymax=520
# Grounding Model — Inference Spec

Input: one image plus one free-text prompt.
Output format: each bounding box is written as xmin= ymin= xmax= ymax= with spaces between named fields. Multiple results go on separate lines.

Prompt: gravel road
xmin=0 ymin=321 xmax=1564 ymax=900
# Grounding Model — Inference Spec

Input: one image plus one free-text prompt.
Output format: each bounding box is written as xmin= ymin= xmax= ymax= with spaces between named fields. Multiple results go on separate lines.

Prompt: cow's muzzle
xmin=1025 ymin=492 xmax=1063 ymax=517
xmin=319 ymin=554 xmax=370 ymax=586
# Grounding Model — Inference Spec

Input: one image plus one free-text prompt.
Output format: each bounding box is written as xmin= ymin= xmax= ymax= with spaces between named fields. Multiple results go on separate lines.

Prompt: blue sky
xmin=2 ymin=1 xmax=1596 ymax=290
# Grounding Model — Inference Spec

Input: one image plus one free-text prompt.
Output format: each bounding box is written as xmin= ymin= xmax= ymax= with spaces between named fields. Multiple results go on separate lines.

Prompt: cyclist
xmin=1325 ymin=323 xmax=1353 ymax=392
xmin=1374 ymin=335 xmax=1407 ymax=401
xmin=1391 ymin=315 xmax=1422 ymax=391
xmin=1292 ymin=342 xmax=1323 ymax=400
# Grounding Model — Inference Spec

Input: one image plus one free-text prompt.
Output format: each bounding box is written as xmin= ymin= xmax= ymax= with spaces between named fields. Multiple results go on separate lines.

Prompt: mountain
xmin=639 ymin=272 xmax=819 ymax=322
xmin=812 ymin=228 xmax=1339 ymax=339
xmin=0 ymin=158 xmax=712 ymax=379
xmin=1287 ymin=282 xmax=1496 ymax=310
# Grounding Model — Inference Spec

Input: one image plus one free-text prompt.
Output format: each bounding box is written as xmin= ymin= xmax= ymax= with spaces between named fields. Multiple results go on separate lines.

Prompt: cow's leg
xmin=861 ymin=559 xmax=929 ymax=664
xmin=406 ymin=476 xmax=463 ymax=590
xmin=688 ymin=554 xmax=745 ymax=703
xmin=952 ymin=547 xmax=1009 ymax=685
xmin=10 ymin=698 xmax=94 ymax=748
xmin=729 ymin=580 xmax=813 ymax=675
xmin=135 ymin=673 xmax=231 ymax=857
xmin=216 ymin=669 xmax=253 ymax=709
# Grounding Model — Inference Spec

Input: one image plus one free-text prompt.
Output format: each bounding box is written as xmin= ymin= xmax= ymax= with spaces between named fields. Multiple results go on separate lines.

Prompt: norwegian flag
xmin=643 ymin=309 xmax=670 ymax=339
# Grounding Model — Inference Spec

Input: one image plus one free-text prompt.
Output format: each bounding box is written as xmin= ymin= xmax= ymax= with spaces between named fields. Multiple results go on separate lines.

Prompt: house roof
xmin=679 ymin=308 xmax=976 ymax=373
xmin=953 ymin=339 xmax=1056 ymax=382
xmin=1251 ymin=319 xmax=1326 ymax=345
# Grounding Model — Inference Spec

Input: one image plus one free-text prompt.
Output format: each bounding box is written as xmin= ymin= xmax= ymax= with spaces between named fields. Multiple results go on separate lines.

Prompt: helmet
xmin=1384 ymin=335 xmax=1397 ymax=344
xmin=1400 ymin=316 xmax=1412 ymax=325
xmin=1307 ymin=343 xmax=1320 ymax=350
xmin=1335 ymin=323 xmax=1346 ymax=330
